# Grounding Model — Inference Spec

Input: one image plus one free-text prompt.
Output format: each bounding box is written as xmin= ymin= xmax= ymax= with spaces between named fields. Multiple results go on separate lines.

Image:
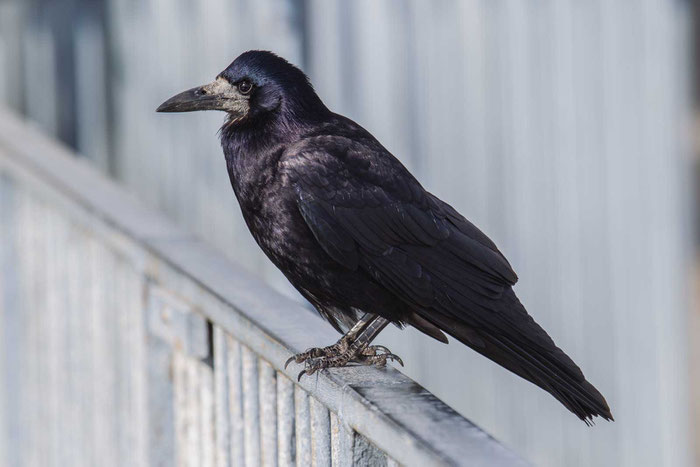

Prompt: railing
xmin=0 ymin=107 xmax=527 ymax=466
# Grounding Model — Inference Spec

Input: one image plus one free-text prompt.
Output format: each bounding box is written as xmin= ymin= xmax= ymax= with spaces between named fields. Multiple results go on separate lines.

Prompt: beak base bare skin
xmin=156 ymin=77 xmax=249 ymax=117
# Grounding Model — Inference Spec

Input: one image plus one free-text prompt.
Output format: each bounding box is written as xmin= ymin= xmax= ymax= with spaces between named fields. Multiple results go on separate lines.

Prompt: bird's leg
xmin=296 ymin=316 xmax=403 ymax=380
xmin=284 ymin=313 xmax=375 ymax=369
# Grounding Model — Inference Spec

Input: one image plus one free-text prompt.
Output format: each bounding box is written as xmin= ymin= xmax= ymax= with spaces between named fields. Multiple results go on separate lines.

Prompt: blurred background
xmin=0 ymin=0 xmax=697 ymax=465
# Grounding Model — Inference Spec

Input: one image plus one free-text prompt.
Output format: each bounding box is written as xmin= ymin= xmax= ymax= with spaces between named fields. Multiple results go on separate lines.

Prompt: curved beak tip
xmin=156 ymin=99 xmax=172 ymax=113
xmin=156 ymin=87 xmax=205 ymax=113
xmin=156 ymin=95 xmax=184 ymax=113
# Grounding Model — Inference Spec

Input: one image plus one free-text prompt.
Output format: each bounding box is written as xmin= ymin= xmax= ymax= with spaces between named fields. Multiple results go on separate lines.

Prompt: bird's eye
xmin=238 ymin=80 xmax=253 ymax=95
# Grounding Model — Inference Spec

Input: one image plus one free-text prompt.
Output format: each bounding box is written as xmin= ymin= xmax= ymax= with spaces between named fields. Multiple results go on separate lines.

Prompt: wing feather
xmin=283 ymin=135 xmax=611 ymax=422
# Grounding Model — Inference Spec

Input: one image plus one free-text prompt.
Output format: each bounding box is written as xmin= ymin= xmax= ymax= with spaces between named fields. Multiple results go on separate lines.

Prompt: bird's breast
xmin=240 ymin=185 xmax=321 ymax=272
xmin=223 ymin=142 xmax=350 ymax=300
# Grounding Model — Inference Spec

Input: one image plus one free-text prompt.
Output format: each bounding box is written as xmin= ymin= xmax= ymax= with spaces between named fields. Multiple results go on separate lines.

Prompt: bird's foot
xmin=284 ymin=339 xmax=350 ymax=370
xmin=356 ymin=345 xmax=404 ymax=367
xmin=292 ymin=344 xmax=403 ymax=381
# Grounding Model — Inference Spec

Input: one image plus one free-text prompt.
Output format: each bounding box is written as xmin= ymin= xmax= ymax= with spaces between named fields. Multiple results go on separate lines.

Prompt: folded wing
xmin=285 ymin=138 xmax=612 ymax=422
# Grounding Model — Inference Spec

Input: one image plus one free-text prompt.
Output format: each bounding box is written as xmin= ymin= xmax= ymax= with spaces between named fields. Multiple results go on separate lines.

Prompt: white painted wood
xmin=115 ymin=249 xmax=149 ymax=467
xmin=226 ymin=336 xmax=246 ymax=466
xmin=258 ymin=359 xmax=278 ymax=467
xmin=199 ymin=359 xmax=217 ymax=467
xmin=241 ymin=345 xmax=261 ymax=467
xmin=172 ymin=352 xmax=216 ymax=467
xmin=330 ymin=412 xmax=354 ymax=467
xmin=174 ymin=352 xmax=200 ymax=467
xmin=310 ymin=397 xmax=331 ymax=467
xmin=276 ymin=372 xmax=295 ymax=466
xmin=294 ymin=386 xmax=312 ymax=467
xmin=214 ymin=326 xmax=232 ymax=467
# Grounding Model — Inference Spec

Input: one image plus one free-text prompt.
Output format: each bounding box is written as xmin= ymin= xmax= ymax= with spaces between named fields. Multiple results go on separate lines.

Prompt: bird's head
xmin=157 ymin=50 xmax=327 ymax=129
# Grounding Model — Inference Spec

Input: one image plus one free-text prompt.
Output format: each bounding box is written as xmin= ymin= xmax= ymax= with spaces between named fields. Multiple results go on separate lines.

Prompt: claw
xmin=297 ymin=370 xmax=307 ymax=382
xmin=389 ymin=354 xmax=404 ymax=367
xmin=373 ymin=345 xmax=391 ymax=354
xmin=284 ymin=356 xmax=296 ymax=370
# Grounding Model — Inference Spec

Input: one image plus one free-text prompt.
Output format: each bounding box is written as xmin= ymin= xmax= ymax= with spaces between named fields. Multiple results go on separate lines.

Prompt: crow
xmin=158 ymin=50 xmax=613 ymax=424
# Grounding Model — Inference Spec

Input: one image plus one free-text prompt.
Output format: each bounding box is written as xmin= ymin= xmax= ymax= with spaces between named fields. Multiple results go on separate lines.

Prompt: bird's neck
xmin=220 ymin=100 xmax=331 ymax=207
xmin=219 ymin=113 xmax=300 ymax=213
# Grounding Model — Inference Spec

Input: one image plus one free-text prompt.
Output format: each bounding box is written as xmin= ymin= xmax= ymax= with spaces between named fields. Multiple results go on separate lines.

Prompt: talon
xmin=373 ymin=345 xmax=391 ymax=354
xmin=297 ymin=370 xmax=307 ymax=382
xmin=389 ymin=354 xmax=404 ymax=366
xmin=284 ymin=356 xmax=296 ymax=370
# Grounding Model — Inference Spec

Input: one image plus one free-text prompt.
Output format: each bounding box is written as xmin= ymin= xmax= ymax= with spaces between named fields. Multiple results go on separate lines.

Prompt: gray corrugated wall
xmin=0 ymin=0 xmax=694 ymax=465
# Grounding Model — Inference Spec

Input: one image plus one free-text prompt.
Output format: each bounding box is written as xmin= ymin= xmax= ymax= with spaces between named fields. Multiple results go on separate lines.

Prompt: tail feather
xmin=484 ymin=332 xmax=613 ymax=424
xmin=423 ymin=310 xmax=613 ymax=424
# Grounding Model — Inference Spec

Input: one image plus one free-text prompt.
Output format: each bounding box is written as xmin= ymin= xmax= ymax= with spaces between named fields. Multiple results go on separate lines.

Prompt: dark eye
xmin=238 ymin=80 xmax=253 ymax=95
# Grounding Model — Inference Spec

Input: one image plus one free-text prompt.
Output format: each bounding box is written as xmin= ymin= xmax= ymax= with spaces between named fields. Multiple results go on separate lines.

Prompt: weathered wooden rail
xmin=0 ymin=108 xmax=527 ymax=466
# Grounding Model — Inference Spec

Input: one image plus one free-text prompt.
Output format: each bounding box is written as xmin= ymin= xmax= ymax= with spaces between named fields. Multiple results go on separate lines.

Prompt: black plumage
xmin=158 ymin=50 xmax=613 ymax=424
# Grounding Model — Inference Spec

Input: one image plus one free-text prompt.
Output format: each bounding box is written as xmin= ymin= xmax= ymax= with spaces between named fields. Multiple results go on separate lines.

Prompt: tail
xmin=466 ymin=329 xmax=613 ymax=424
xmin=418 ymin=290 xmax=613 ymax=424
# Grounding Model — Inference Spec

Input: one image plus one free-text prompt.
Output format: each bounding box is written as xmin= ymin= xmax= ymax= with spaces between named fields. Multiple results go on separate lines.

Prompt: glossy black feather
xmin=217 ymin=51 xmax=612 ymax=423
